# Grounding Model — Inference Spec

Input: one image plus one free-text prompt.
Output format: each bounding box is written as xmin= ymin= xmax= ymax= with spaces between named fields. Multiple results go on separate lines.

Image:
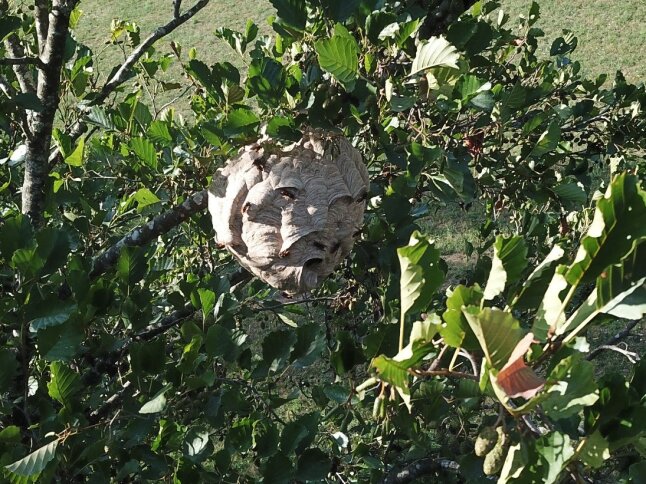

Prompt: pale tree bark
xmin=21 ymin=0 xmax=79 ymax=222
xmin=1 ymin=0 xmax=211 ymax=222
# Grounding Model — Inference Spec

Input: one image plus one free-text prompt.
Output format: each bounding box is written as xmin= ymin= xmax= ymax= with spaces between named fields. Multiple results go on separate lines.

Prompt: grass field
xmin=74 ymin=0 xmax=646 ymax=84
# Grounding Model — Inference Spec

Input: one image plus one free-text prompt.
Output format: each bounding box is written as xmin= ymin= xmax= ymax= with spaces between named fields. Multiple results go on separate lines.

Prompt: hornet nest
xmin=208 ymin=131 xmax=369 ymax=294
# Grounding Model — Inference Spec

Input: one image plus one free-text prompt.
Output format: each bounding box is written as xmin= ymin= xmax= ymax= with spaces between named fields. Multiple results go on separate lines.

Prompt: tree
xmin=0 ymin=0 xmax=645 ymax=482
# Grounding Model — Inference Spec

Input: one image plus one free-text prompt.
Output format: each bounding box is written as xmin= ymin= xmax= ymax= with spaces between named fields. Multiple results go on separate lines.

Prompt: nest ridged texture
xmin=208 ymin=132 xmax=369 ymax=294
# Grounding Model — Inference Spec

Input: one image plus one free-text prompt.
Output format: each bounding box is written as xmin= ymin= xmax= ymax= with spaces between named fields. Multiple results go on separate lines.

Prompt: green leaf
xmin=247 ymin=57 xmax=286 ymax=104
xmin=206 ymin=325 xmax=246 ymax=362
xmin=463 ymin=307 xmax=526 ymax=370
xmin=295 ymin=448 xmax=331 ymax=481
xmin=409 ymin=36 xmax=459 ymax=77
xmin=270 ymin=0 xmax=307 ymax=30
xmin=130 ymin=137 xmax=157 ymax=168
xmin=29 ymin=301 xmax=77 ymax=331
xmin=37 ymin=320 xmax=83 ymax=362
xmin=315 ymin=24 xmax=359 ymax=88
xmin=197 ymin=288 xmax=216 ymax=319
xmin=47 ymin=361 xmax=81 ymax=407
xmin=558 ymin=243 xmax=646 ymax=339
xmin=262 ymin=330 xmax=297 ymax=372
xmin=398 ymin=231 xmax=444 ymax=325
xmin=512 ymin=245 xmax=566 ymax=311
xmin=530 ymin=121 xmax=561 ymax=157
xmin=5 ymin=439 xmax=58 ymax=477
xmin=0 ymin=349 xmax=18 ymax=393
xmin=130 ymin=187 xmax=161 ymax=213
xmin=280 ymin=413 xmax=319 ymax=454
xmin=320 ymin=0 xmax=360 ymax=22
xmin=117 ymin=247 xmax=147 ymax=286
xmin=139 ymin=387 xmax=169 ymax=414
xmin=565 ymin=173 xmax=646 ymax=286
xmin=64 ymin=138 xmax=85 ymax=166
xmin=579 ymin=431 xmax=610 ymax=468
xmin=0 ymin=15 xmax=21 ymax=41
xmin=553 ymin=179 xmax=587 ymax=207
xmin=541 ymin=355 xmax=598 ymax=419
xmin=147 ymin=120 xmax=172 ymax=146
xmin=221 ymin=108 xmax=260 ymax=137
xmin=441 ymin=284 xmax=483 ymax=350
xmin=483 ymin=236 xmax=528 ymax=301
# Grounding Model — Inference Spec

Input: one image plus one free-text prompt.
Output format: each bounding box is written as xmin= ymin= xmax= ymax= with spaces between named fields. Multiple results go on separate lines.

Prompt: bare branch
xmin=3 ymin=35 xmax=36 ymax=94
xmin=0 ymin=56 xmax=45 ymax=68
xmin=173 ymin=0 xmax=182 ymax=18
xmin=0 ymin=75 xmax=16 ymax=98
xmin=96 ymin=0 xmax=209 ymax=104
xmin=587 ymin=320 xmax=641 ymax=361
xmin=133 ymin=304 xmax=195 ymax=342
xmin=89 ymin=190 xmax=208 ymax=279
xmin=34 ymin=0 xmax=50 ymax=54
xmin=411 ymin=368 xmax=479 ymax=381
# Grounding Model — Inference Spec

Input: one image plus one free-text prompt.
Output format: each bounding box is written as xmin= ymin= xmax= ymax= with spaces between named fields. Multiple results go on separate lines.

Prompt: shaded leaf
xmin=47 ymin=362 xmax=80 ymax=407
xmin=5 ymin=440 xmax=58 ymax=477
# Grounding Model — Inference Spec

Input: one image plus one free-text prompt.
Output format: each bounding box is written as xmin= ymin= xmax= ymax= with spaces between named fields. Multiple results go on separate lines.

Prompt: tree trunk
xmin=21 ymin=0 xmax=77 ymax=222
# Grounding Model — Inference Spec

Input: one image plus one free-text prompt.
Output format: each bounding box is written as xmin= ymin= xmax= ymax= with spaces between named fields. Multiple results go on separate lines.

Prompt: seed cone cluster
xmin=208 ymin=131 xmax=369 ymax=294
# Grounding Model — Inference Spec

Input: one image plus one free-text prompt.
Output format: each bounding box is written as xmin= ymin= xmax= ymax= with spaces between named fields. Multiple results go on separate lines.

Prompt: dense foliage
xmin=1 ymin=0 xmax=645 ymax=482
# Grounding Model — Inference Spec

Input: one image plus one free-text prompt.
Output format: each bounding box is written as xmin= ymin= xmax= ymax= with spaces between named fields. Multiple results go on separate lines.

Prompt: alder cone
xmin=208 ymin=131 xmax=369 ymax=294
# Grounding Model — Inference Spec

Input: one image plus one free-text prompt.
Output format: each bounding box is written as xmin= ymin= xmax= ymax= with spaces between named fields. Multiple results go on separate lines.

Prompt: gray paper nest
xmin=207 ymin=131 xmax=369 ymax=295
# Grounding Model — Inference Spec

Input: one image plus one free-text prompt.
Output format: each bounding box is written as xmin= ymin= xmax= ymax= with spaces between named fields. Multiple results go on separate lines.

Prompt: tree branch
xmin=3 ymin=35 xmax=36 ymax=94
xmin=0 ymin=56 xmax=45 ymax=68
xmin=587 ymin=320 xmax=641 ymax=361
xmin=21 ymin=0 xmax=79 ymax=221
xmin=34 ymin=0 xmax=50 ymax=55
xmin=173 ymin=0 xmax=182 ymax=18
xmin=48 ymin=0 xmax=210 ymax=168
xmin=95 ymin=0 xmax=209 ymax=104
xmin=384 ymin=458 xmax=459 ymax=484
xmin=411 ymin=368 xmax=479 ymax=381
xmin=89 ymin=190 xmax=208 ymax=279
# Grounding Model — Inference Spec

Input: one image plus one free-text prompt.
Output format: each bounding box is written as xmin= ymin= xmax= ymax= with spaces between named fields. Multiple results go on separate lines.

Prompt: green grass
xmin=74 ymin=0 xmax=274 ymax=83
xmin=499 ymin=0 xmax=646 ymax=83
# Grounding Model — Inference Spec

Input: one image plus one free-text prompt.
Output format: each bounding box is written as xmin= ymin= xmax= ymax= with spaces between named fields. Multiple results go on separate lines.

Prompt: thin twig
xmin=587 ymin=320 xmax=641 ymax=361
xmin=96 ymin=0 xmax=209 ymax=104
xmin=411 ymin=368 xmax=479 ymax=381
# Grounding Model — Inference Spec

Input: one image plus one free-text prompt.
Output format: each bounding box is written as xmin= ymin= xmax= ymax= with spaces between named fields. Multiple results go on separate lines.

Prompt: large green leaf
xmin=47 ymin=362 xmax=81 ymax=408
xmin=512 ymin=245 xmax=565 ymax=311
xmin=270 ymin=0 xmax=307 ymax=30
xmin=541 ymin=354 xmax=598 ymax=419
xmin=397 ymin=231 xmax=444 ymax=326
xmin=315 ymin=24 xmax=359 ymax=88
xmin=5 ymin=440 xmax=58 ymax=477
xmin=565 ymin=173 xmax=646 ymax=286
xmin=558 ymin=242 xmax=646 ymax=339
xmin=483 ymin=235 xmax=528 ymax=301
xmin=409 ymin=36 xmax=459 ymax=77
xmin=372 ymin=319 xmax=439 ymax=410
xmin=139 ymin=387 xmax=169 ymax=414
xmin=530 ymin=121 xmax=560 ymax=157
xmin=441 ymin=284 xmax=482 ymax=350
xmin=462 ymin=307 xmax=525 ymax=370
xmin=130 ymin=137 xmax=157 ymax=169
xmin=29 ymin=300 xmax=77 ymax=331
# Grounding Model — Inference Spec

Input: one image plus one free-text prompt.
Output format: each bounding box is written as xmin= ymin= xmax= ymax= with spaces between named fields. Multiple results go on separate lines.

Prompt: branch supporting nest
xmin=89 ymin=190 xmax=208 ymax=279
